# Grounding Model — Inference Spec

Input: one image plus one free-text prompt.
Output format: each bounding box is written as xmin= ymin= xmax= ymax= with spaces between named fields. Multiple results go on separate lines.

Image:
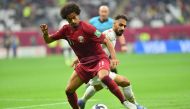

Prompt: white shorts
xmin=88 ymin=72 xmax=117 ymax=87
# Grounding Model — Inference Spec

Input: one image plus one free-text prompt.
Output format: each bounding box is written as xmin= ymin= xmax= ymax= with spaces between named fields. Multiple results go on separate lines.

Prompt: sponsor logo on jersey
xmin=94 ymin=30 xmax=101 ymax=38
xmin=78 ymin=36 xmax=84 ymax=43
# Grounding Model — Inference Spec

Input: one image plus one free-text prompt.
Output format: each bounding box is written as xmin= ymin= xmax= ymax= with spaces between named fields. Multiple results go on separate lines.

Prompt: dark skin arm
xmin=103 ymin=37 xmax=119 ymax=69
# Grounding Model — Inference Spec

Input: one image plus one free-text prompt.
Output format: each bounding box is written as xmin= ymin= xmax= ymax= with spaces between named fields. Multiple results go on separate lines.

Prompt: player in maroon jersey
xmin=40 ymin=3 xmax=137 ymax=109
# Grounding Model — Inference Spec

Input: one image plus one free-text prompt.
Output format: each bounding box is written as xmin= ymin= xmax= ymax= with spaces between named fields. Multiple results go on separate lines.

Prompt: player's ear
xmin=113 ymin=21 xmax=118 ymax=27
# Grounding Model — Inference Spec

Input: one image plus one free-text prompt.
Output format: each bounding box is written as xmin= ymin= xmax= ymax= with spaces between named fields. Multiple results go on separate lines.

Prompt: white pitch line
xmin=5 ymin=102 xmax=67 ymax=109
xmin=4 ymin=99 xmax=99 ymax=109
xmin=0 ymin=98 xmax=64 ymax=102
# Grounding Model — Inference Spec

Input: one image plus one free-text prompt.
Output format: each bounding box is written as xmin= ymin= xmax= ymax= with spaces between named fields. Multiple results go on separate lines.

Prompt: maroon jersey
xmin=51 ymin=21 xmax=108 ymax=65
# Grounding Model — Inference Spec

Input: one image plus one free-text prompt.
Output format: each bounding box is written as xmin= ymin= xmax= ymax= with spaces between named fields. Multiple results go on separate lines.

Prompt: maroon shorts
xmin=75 ymin=58 xmax=110 ymax=83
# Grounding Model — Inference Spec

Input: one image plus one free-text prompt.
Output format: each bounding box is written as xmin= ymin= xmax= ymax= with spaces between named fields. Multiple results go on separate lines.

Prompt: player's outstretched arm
xmin=40 ymin=24 xmax=55 ymax=44
xmin=103 ymin=37 xmax=119 ymax=69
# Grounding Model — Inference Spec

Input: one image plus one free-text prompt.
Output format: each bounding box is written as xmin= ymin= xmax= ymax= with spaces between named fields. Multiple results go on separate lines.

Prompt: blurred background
xmin=0 ymin=0 xmax=190 ymax=58
xmin=0 ymin=0 xmax=190 ymax=109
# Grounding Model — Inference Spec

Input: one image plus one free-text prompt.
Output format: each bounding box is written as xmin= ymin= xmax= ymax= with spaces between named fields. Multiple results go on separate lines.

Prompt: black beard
xmin=115 ymin=31 xmax=123 ymax=36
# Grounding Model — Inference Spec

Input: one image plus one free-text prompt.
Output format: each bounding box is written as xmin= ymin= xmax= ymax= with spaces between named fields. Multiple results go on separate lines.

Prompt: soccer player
xmin=90 ymin=5 xmax=127 ymax=74
xmin=40 ymin=3 xmax=136 ymax=109
xmin=77 ymin=15 xmax=146 ymax=109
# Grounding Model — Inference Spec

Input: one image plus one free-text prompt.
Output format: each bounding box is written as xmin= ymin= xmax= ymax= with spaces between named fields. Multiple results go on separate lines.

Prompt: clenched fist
xmin=40 ymin=24 xmax=48 ymax=35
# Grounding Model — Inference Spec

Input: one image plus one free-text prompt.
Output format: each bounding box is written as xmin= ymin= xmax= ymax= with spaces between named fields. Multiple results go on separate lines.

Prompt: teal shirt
xmin=89 ymin=16 xmax=113 ymax=32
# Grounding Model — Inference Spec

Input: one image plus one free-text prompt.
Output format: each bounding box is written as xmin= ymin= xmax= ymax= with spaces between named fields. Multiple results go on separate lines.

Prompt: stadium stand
xmin=0 ymin=0 xmax=190 ymax=57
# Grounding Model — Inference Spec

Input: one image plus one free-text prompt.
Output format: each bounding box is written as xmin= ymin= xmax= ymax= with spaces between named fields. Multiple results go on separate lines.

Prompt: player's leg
xmin=78 ymin=84 xmax=103 ymax=109
xmin=98 ymin=69 xmax=137 ymax=109
xmin=78 ymin=76 xmax=104 ymax=109
xmin=78 ymin=75 xmax=105 ymax=109
xmin=112 ymin=73 xmax=137 ymax=104
xmin=65 ymin=70 xmax=84 ymax=109
xmin=97 ymin=69 xmax=125 ymax=102
xmin=84 ymin=72 xmax=137 ymax=104
xmin=111 ymin=73 xmax=146 ymax=109
xmin=81 ymin=84 xmax=103 ymax=102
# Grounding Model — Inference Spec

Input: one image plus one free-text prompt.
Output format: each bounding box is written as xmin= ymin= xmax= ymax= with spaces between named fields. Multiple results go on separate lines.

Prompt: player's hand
xmin=40 ymin=24 xmax=48 ymax=35
xmin=71 ymin=59 xmax=79 ymax=68
xmin=110 ymin=58 xmax=119 ymax=69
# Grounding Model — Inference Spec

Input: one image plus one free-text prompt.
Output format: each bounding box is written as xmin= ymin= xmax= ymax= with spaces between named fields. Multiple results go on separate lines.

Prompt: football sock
xmin=81 ymin=85 xmax=96 ymax=102
xmin=101 ymin=76 xmax=125 ymax=103
xmin=123 ymin=100 xmax=137 ymax=109
xmin=66 ymin=91 xmax=79 ymax=109
xmin=123 ymin=85 xmax=137 ymax=104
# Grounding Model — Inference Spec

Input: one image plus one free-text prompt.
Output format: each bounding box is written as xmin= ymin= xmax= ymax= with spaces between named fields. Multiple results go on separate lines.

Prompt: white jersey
xmin=59 ymin=20 xmax=70 ymax=48
xmin=102 ymin=28 xmax=117 ymax=55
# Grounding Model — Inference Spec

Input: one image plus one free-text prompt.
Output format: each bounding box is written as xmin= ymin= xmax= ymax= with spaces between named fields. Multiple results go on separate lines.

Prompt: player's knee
xmin=65 ymin=86 xmax=75 ymax=94
xmin=98 ymin=70 xmax=109 ymax=80
xmin=118 ymin=78 xmax=130 ymax=87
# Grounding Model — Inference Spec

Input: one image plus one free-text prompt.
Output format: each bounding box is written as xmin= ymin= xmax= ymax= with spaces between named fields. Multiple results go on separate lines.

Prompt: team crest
xmin=78 ymin=36 xmax=84 ymax=43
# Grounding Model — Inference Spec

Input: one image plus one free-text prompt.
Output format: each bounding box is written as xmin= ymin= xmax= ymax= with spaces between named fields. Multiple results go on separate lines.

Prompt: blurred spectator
xmin=30 ymin=36 xmax=37 ymax=46
xmin=124 ymin=0 xmax=190 ymax=28
xmin=3 ymin=30 xmax=12 ymax=58
xmin=0 ymin=0 xmax=189 ymax=30
xmin=139 ymin=32 xmax=151 ymax=42
xmin=11 ymin=35 xmax=19 ymax=58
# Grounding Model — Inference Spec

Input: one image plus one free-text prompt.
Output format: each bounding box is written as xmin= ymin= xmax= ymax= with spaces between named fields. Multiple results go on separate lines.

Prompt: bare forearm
xmin=40 ymin=24 xmax=54 ymax=44
xmin=104 ymin=38 xmax=117 ymax=59
xmin=43 ymin=32 xmax=53 ymax=44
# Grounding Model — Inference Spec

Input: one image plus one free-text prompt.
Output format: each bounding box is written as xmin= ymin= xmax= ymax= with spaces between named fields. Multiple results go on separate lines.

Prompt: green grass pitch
xmin=0 ymin=53 xmax=190 ymax=109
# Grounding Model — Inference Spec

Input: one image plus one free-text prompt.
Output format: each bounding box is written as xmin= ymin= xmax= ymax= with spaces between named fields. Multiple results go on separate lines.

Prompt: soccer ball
xmin=92 ymin=104 xmax=108 ymax=109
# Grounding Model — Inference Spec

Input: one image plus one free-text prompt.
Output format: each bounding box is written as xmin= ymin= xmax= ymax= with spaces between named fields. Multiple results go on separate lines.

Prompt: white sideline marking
xmin=5 ymin=102 xmax=67 ymax=109
xmin=0 ymin=98 xmax=64 ymax=102
xmin=4 ymin=99 xmax=99 ymax=109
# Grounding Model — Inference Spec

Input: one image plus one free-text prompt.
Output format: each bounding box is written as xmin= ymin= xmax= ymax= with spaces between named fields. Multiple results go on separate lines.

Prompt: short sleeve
xmin=89 ymin=18 xmax=94 ymax=25
xmin=51 ymin=25 xmax=68 ymax=40
xmin=83 ymin=22 xmax=106 ymax=43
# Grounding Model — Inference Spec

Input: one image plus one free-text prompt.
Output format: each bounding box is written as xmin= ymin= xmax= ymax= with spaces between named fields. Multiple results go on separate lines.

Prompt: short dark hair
xmin=115 ymin=15 xmax=128 ymax=21
xmin=60 ymin=3 xmax=81 ymax=19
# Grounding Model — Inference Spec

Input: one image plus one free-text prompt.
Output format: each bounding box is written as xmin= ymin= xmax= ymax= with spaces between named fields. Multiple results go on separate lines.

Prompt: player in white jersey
xmin=77 ymin=15 xmax=146 ymax=109
xmin=59 ymin=20 xmax=75 ymax=66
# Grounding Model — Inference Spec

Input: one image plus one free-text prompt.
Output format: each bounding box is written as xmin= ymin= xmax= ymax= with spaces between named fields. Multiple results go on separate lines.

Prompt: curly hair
xmin=115 ymin=15 xmax=128 ymax=21
xmin=60 ymin=3 xmax=81 ymax=19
